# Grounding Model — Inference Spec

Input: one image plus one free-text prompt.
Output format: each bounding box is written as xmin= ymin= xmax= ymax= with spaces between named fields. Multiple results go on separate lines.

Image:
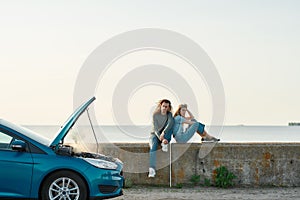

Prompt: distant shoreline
xmin=288 ymin=122 xmax=300 ymax=126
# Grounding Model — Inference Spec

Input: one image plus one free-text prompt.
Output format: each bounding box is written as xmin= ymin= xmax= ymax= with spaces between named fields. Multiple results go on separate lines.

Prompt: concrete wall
xmin=98 ymin=143 xmax=300 ymax=187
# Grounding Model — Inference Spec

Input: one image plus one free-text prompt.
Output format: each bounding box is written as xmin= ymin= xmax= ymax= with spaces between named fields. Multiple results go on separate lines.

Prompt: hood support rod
xmin=86 ymin=108 xmax=99 ymax=153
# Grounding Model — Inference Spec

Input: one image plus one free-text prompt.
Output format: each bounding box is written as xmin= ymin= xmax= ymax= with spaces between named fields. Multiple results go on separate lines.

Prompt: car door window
xmin=0 ymin=131 xmax=14 ymax=150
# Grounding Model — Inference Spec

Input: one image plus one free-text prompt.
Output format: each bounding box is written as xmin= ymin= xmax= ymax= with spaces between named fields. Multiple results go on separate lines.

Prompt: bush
xmin=175 ymin=183 xmax=183 ymax=188
xmin=215 ymin=166 xmax=236 ymax=188
xmin=190 ymin=175 xmax=201 ymax=186
xmin=204 ymin=178 xmax=211 ymax=187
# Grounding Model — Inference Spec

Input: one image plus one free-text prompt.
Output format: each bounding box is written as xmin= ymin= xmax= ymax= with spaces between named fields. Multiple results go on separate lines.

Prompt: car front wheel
xmin=41 ymin=170 xmax=88 ymax=200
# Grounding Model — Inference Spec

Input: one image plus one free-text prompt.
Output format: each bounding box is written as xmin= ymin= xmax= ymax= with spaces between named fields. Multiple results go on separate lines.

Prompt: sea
xmin=24 ymin=125 xmax=300 ymax=143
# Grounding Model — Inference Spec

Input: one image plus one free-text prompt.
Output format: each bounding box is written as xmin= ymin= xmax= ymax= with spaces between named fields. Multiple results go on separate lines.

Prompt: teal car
xmin=0 ymin=97 xmax=124 ymax=199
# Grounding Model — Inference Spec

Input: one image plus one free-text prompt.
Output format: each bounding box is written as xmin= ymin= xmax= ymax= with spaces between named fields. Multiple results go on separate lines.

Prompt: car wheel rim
xmin=49 ymin=177 xmax=80 ymax=200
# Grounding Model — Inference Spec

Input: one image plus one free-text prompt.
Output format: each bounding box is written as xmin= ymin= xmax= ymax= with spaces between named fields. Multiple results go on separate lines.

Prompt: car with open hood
xmin=0 ymin=97 xmax=124 ymax=199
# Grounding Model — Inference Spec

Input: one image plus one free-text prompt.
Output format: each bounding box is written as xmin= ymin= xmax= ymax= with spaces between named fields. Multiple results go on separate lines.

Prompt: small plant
xmin=124 ymin=178 xmax=133 ymax=188
xmin=190 ymin=174 xmax=201 ymax=186
xmin=204 ymin=178 xmax=211 ymax=187
xmin=175 ymin=183 xmax=183 ymax=188
xmin=215 ymin=166 xmax=236 ymax=188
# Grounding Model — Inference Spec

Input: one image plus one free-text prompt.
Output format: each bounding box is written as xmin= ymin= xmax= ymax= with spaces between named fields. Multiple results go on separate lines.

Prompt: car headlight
xmin=83 ymin=158 xmax=118 ymax=170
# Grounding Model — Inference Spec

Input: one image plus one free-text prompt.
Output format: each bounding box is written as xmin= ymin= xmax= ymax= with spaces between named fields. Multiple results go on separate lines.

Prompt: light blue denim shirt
xmin=173 ymin=115 xmax=186 ymax=136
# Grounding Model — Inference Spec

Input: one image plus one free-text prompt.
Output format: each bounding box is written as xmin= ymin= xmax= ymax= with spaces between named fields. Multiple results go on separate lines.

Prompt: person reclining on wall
xmin=173 ymin=104 xmax=220 ymax=143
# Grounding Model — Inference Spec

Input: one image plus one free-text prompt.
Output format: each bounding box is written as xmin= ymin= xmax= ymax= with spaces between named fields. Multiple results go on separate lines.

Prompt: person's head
xmin=174 ymin=104 xmax=187 ymax=117
xmin=154 ymin=99 xmax=172 ymax=115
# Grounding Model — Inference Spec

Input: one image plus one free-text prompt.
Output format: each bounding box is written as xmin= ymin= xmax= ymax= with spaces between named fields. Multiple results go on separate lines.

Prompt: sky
xmin=0 ymin=0 xmax=299 ymax=126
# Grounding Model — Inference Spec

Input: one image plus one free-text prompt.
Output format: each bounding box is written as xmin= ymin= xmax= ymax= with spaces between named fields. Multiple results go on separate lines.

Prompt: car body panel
xmin=29 ymin=154 xmax=90 ymax=198
xmin=0 ymin=150 xmax=33 ymax=198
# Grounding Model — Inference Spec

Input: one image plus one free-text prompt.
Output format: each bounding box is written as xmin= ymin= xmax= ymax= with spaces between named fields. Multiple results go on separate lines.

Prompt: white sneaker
xmin=161 ymin=143 xmax=168 ymax=152
xmin=148 ymin=167 xmax=156 ymax=178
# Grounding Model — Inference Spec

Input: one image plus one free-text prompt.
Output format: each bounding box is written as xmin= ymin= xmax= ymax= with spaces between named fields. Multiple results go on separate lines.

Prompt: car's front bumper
xmin=84 ymin=166 xmax=124 ymax=199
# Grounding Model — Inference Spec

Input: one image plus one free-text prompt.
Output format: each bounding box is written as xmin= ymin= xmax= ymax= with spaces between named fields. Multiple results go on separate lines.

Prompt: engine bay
xmin=55 ymin=144 xmax=117 ymax=163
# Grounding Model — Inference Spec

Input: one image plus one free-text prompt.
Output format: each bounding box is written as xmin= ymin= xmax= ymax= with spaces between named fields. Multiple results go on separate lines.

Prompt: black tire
xmin=41 ymin=170 xmax=88 ymax=200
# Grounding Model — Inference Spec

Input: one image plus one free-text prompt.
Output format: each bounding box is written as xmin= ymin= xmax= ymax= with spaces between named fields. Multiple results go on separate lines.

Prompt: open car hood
xmin=50 ymin=97 xmax=96 ymax=147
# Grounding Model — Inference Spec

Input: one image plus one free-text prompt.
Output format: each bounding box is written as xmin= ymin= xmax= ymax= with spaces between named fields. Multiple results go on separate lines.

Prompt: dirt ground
xmin=114 ymin=186 xmax=300 ymax=200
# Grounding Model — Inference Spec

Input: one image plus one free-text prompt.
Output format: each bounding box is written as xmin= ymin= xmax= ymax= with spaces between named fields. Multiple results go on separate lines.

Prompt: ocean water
xmin=24 ymin=125 xmax=300 ymax=143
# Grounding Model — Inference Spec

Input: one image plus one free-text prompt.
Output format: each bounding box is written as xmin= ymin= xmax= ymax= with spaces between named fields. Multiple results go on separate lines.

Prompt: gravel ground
xmin=114 ymin=186 xmax=300 ymax=200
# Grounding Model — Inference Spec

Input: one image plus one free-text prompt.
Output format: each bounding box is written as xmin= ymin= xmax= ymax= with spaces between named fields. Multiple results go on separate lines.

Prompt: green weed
xmin=215 ymin=166 xmax=236 ymax=188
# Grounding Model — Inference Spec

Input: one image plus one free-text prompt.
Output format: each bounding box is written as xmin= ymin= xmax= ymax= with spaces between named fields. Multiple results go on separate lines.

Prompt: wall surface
xmin=98 ymin=143 xmax=300 ymax=187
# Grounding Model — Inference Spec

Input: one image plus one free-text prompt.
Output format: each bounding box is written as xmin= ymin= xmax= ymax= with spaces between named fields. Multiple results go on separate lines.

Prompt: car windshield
xmin=21 ymin=126 xmax=51 ymax=146
xmin=2 ymin=120 xmax=51 ymax=146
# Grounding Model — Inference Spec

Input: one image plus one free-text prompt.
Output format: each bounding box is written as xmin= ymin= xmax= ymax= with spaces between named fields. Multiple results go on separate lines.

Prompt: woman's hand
xmin=187 ymin=108 xmax=194 ymax=120
xmin=183 ymin=119 xmax=195 ymax=125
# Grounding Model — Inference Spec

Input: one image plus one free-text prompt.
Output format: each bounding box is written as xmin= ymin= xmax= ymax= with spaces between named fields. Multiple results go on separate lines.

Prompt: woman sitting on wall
xmin=173 ymin=104 xmax=220 ymax=143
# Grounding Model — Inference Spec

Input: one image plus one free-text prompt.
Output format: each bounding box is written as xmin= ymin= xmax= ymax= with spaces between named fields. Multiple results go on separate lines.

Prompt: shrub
xmin=204 ymin=178 xmax=211 ymax=187
xmin=190 ymin=175 xmax=201 ymax=186
xmin=215 ymin=166 xmax=236 ymax=188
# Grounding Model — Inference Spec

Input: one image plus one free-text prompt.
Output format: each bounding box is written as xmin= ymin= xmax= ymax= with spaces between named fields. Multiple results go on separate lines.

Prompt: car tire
xmin=41 ymin=170 xmax=88 ymax=200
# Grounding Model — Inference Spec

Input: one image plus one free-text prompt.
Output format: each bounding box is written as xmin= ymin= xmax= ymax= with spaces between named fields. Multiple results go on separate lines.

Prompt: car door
xmin=0 ymin=129 xmax=33 ymax=198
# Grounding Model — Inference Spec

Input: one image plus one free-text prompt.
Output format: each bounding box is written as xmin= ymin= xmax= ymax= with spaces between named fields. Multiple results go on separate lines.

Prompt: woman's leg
xmin=199 ymin=130 xmax=219 ymax=140
xmin=191 ymin=119 xmax=206 ymax=137
xmin=176 ymin=122 xmax=199 ymax=143
xmin=191 ymin=120 xmax=220 ymax=141
xmin=199 ymin=130 xmax=207 ymax=137
xmin=196 ymin=122 xmax=205 ymax=135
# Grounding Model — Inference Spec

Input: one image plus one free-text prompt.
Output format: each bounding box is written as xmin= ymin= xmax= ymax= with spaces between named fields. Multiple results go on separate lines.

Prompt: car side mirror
xmin=11 ymin=140 xmax=26 ymax=152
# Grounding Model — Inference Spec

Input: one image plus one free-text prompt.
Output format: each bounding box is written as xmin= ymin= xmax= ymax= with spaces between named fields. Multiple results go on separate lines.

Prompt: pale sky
xmin=0 ymin=0 xmax=299 ymax=125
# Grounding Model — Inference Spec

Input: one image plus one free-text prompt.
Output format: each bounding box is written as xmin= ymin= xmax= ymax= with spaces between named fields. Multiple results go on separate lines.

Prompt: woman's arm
xmin=183 ymin=118 xmax=195 ymax=125
xmin=185 ymin=108 xmax=194 ymax=120
xmin=180 ymin=114 xmax=195 ymax=125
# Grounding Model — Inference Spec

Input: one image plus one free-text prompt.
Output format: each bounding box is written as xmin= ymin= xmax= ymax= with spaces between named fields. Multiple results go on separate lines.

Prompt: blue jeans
xmin=175 ymin=120 xmax=205 ymax=143
xmin=149 ymin=129 xmax=172 ymax=169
